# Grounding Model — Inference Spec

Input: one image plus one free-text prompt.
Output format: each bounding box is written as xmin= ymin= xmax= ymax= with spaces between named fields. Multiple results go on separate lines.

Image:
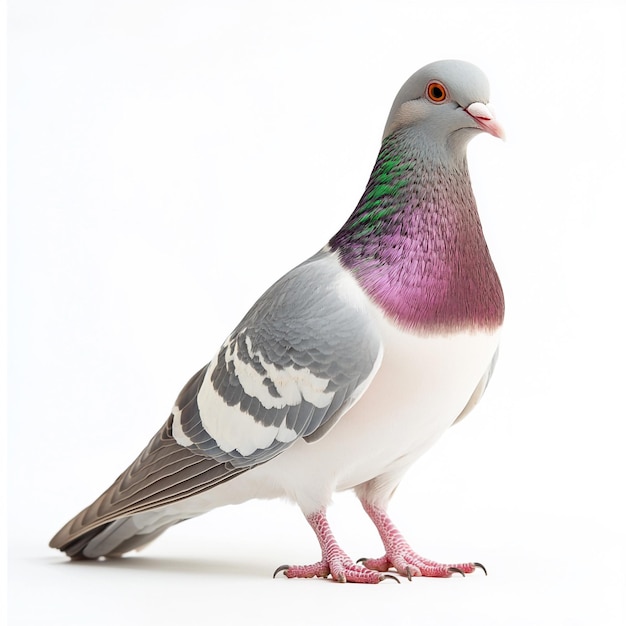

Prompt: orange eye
xmin=426 ymin=81 xmax=447 ymax=103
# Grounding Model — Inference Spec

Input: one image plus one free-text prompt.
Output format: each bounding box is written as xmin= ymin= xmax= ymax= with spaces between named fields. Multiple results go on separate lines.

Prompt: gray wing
xmin=172 ymin=250 xmax=382 ymax=464
xmin=50 ymin=249 xmax=382 ymax=553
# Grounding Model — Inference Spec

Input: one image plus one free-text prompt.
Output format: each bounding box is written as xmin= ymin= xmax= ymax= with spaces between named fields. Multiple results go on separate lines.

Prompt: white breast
xmin=260 ymin=316 xmax=499 ymax=510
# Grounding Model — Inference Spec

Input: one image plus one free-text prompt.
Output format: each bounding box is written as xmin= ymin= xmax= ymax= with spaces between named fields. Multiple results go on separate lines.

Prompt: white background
xmin=7 ymin=1 xmax=626 ymax=624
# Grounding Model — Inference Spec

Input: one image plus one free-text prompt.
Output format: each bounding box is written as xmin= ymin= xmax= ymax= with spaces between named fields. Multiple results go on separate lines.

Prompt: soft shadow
xmin=48 ymin=554 xmax=273 ymax=579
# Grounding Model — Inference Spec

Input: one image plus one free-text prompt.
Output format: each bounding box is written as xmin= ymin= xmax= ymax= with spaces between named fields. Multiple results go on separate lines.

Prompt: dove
xmin=50 ymin=59 xmax=505 ymax=583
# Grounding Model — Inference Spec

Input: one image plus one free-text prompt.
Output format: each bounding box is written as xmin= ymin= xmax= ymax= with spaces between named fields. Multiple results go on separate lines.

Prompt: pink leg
xmin=274 ymin=510 xmax=396 ymax=584
xmin=360 ymin=502 xmax=486 ymax=579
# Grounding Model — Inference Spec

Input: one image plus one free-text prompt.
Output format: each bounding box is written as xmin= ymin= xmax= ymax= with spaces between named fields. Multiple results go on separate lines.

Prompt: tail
xmin=49 ymin=412 xmax=247 ymax=559
xmin=50 ymin=514 xmax=180 ymax=559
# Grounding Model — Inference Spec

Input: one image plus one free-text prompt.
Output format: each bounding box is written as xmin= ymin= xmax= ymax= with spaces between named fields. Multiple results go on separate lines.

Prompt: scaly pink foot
xmin=273 ymin=510 xmax=398 ymax=584
xmin=360 ymin=502 xmax=487 ymax=579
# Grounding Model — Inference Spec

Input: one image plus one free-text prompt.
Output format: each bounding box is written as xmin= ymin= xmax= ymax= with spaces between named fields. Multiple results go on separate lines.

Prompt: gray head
xmin=382 ymin=60 xmax=504 ymax=145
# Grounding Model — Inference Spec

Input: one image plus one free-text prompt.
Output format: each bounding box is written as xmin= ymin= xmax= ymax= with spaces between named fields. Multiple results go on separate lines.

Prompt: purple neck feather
xmin=328 ymin=128 xmax=504 ymax=333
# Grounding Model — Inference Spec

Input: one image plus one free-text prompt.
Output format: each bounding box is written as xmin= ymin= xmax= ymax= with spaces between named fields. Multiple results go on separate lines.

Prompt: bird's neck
xmin=328 ymin=128 xmax=504 ymax=334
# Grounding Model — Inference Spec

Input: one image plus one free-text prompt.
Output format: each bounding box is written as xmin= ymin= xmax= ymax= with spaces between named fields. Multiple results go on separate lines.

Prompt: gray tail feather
xmin=59 ymin=518 xmax=178 ymax=559
xmin=61 ymin=524 xmax=113 ymax=559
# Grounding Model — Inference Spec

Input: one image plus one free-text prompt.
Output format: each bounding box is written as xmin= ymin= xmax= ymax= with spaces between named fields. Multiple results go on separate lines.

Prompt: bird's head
xmin=382 ymin=60 xmax=504 ymax=152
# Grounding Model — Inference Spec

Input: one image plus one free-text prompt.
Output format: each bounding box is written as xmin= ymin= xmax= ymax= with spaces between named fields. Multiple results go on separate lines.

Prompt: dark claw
xmin=473 ymin=562 xmax=488 ymax=576
xmin=405 ymin=566 xmax=412 ymax=581
xmin=272 ymin=564 xmax=290 ymax=579
xmin=356 ymin=557 xmax=369 ymax=565
xmin=381 ymin=574 xmax=401 ymax=584
xmin=447 ymin=567 xmax=466 ymax=577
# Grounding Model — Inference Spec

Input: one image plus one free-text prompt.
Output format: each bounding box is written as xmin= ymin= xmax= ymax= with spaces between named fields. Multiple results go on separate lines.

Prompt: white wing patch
xmin=172 ymin=334 xmax=336 ymax=457
xmin=233 ymin=335 xmax=334 ymax=410
xmin=171 ymin=406 xmax=194 ymax=447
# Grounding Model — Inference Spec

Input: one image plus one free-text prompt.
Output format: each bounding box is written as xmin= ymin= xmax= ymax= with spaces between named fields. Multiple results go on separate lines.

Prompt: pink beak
xmin=465 ymin=102 xmax=505 ymax=140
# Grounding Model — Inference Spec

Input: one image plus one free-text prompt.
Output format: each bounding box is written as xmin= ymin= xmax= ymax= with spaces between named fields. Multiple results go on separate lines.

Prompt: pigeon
xmin=50 ymin=59 xmax=505 ymax=583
